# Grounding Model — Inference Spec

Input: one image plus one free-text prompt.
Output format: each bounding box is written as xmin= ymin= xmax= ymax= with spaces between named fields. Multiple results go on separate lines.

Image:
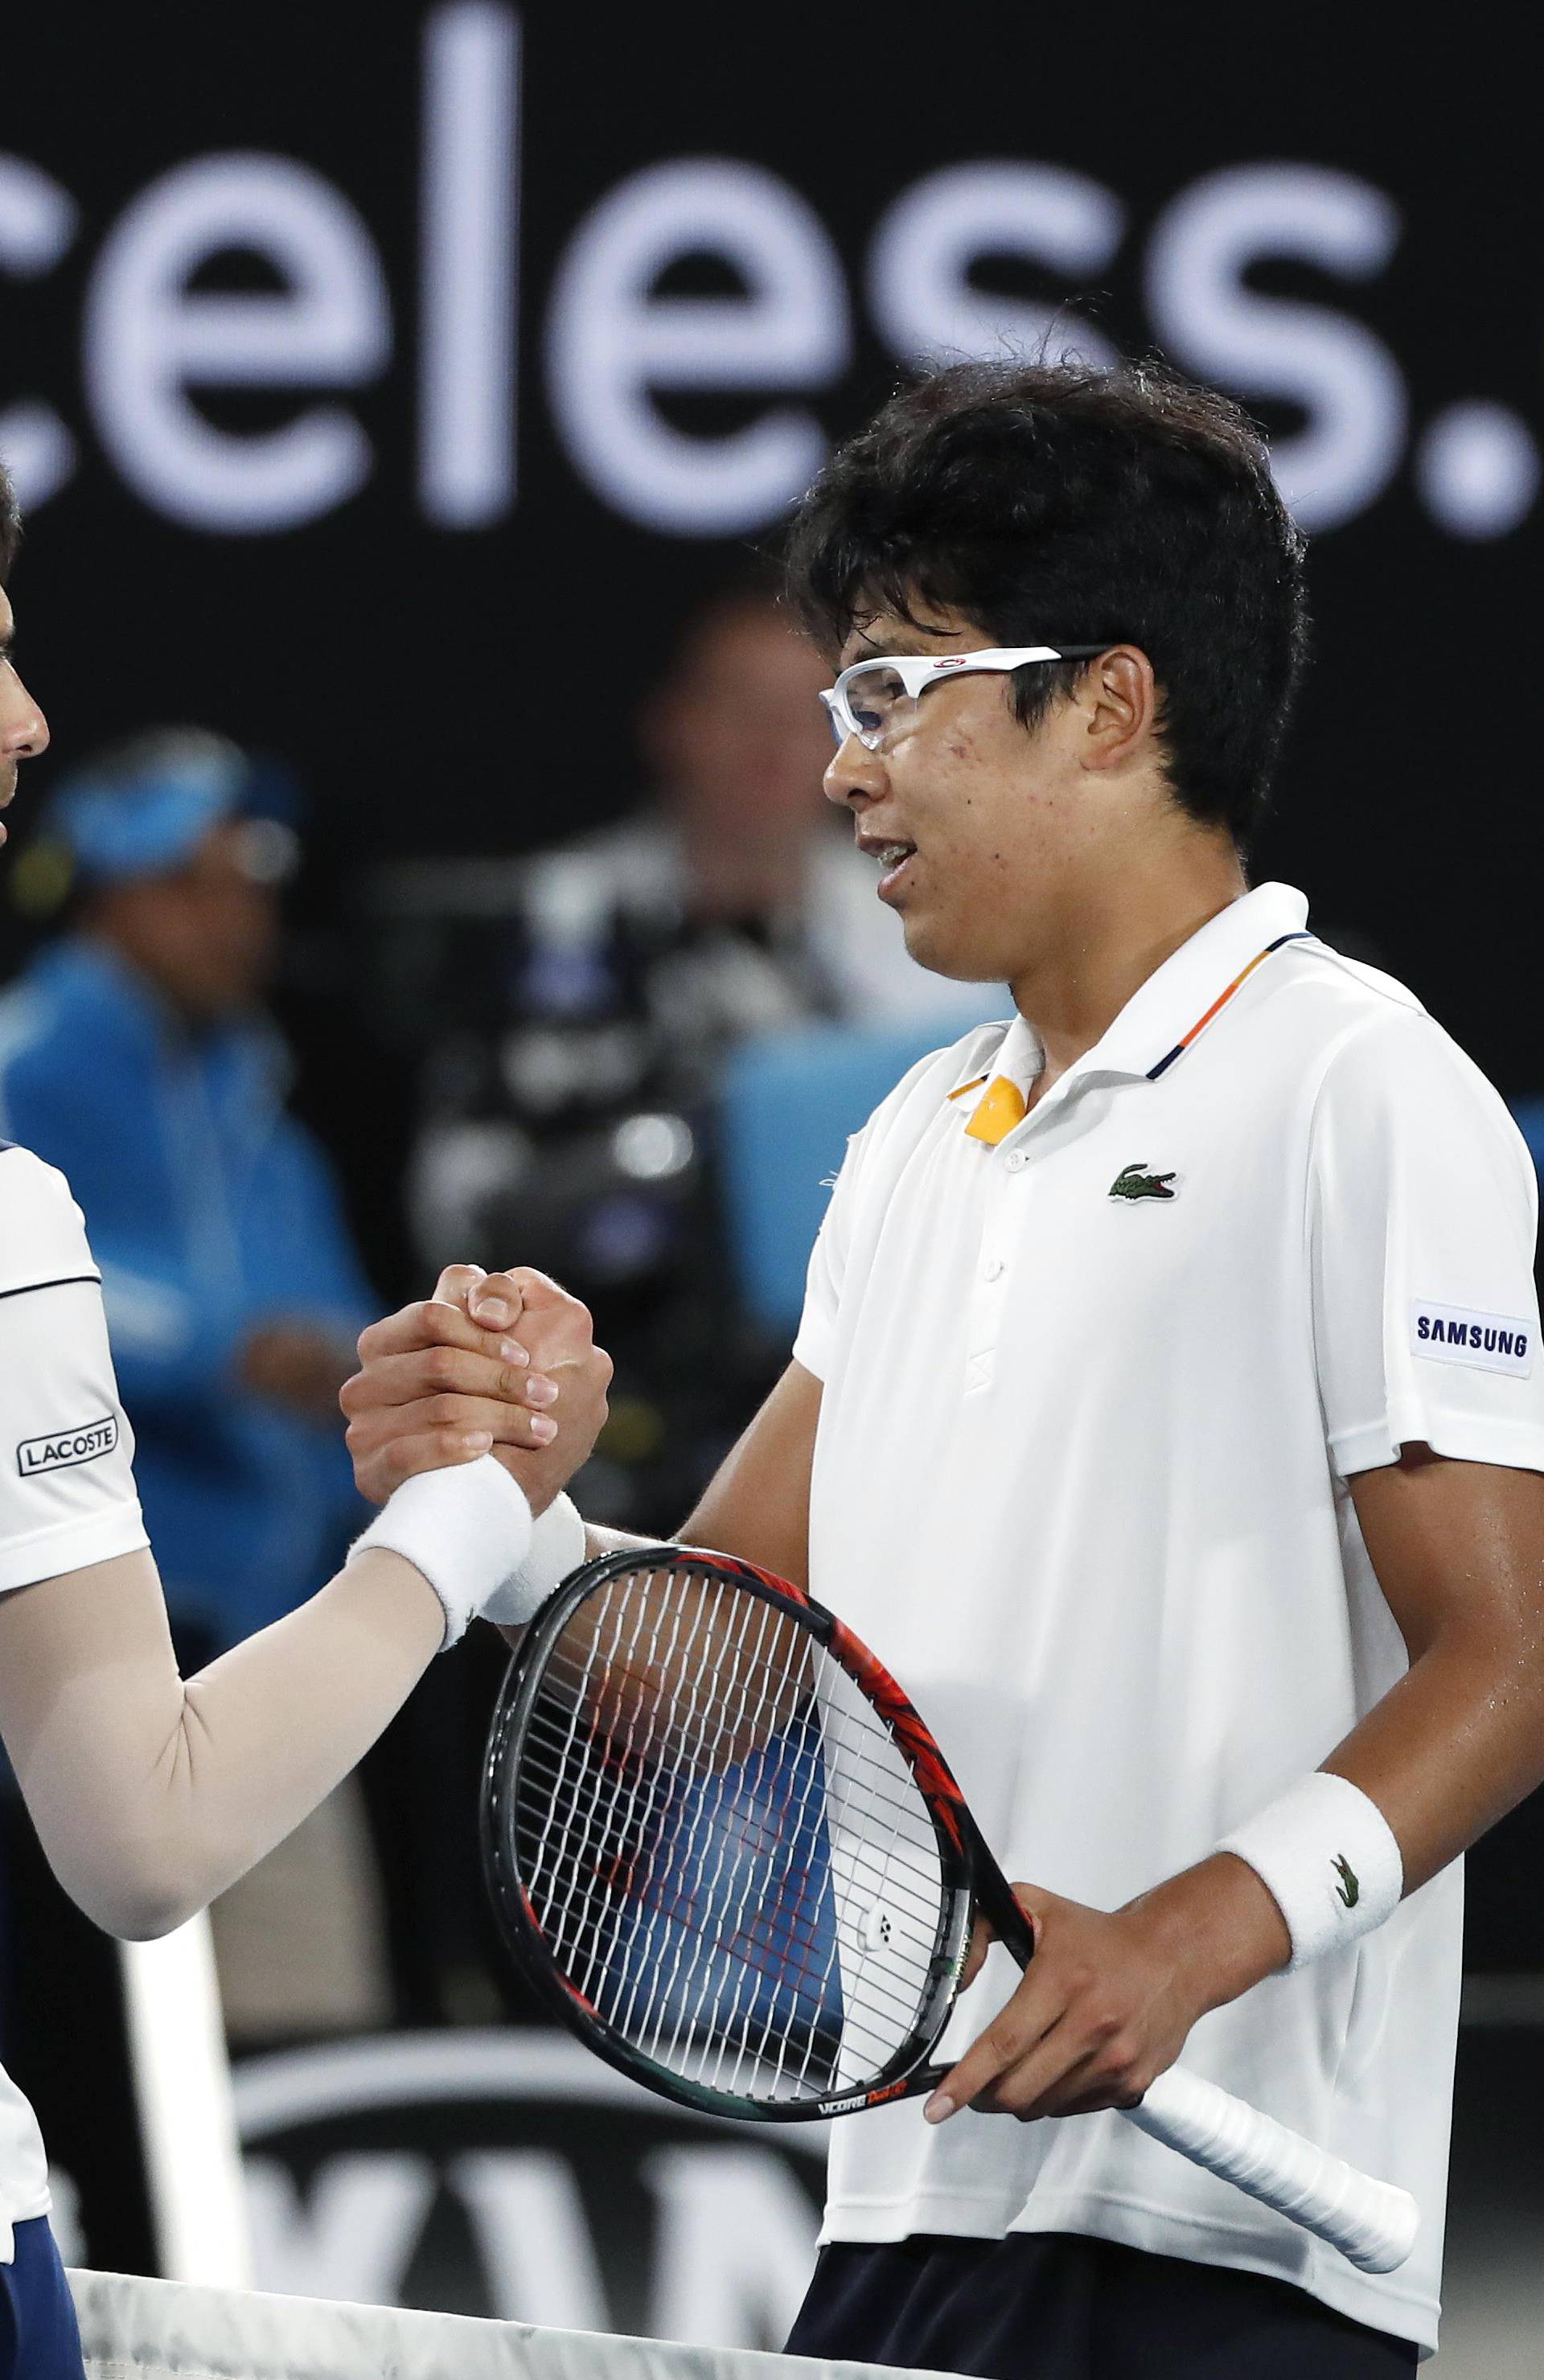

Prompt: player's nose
xmin=823 ymin=735 xmax=887 ymax=809
xmin=0 ymin=668 xmax=50 ymax=761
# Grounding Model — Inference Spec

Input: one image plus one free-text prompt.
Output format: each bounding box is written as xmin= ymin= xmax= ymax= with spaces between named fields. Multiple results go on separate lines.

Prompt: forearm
xmin=153 ymin=1551 xmax=445 ymax=1918
xmin=1128 ymin=1620 xmax=1544 ymax=2025
xmin=1123 ymin=1852 xmax=1292 ymax=2017
xmin=1332 ymin=1450 xmax=1544 ymax=1897
xmin=1318 ymin=1624 xmax=1544 ymax=1896
xmin=2 ymin=1547 xmax=443 ymax=1938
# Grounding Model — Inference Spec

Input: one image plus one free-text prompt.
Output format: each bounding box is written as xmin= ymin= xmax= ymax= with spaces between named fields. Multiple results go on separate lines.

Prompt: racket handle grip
xmin=1126 ymin=2065 xmax=1418 ymax=2275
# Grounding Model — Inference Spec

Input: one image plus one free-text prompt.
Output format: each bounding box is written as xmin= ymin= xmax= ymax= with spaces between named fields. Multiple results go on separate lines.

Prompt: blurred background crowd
xmin=0 ymin=580 xmax=1006 ymax=2047
xmin=0 ymin=0 xmax=1538 ymax=2364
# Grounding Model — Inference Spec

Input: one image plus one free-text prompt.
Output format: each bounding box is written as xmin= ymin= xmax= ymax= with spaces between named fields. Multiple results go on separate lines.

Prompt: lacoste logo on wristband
xmin=1333 ymin=1855 xmax=1360 ymax=1910
xmin=1411 ymin=1301 xmax=1534 ymax=1376
xmin=18 ymin=1415 xmax=118 ymax=1476
xmin=1108 ymin=1161 xmax=1180 ymax=1203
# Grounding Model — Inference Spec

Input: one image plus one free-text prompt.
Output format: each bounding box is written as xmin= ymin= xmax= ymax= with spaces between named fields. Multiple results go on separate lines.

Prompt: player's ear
xmin=1078 ymin=646 xmax=1159 ymax=774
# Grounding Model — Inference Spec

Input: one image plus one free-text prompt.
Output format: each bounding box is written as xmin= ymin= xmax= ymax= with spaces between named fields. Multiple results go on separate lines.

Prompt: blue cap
xmin=47 ymin=729 xmax=298 ymax=886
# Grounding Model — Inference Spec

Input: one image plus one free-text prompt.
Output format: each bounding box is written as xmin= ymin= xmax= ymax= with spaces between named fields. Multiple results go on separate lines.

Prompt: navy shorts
xmin=0 ymin=2216 xmax=86 ymax=2380
xmin=785 ymin=2233 xmax=1419 ymax=2378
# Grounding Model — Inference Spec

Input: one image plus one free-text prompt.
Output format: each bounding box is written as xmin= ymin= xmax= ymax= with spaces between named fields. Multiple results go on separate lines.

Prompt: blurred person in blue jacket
xmin=0 ymin=728 xmax=373 ymax=1657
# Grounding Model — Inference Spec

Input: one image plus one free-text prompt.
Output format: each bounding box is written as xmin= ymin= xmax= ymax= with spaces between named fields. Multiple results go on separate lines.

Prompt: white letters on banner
xmin=868 ymin=162 xmax=1124 ymax=372
xmin=449 ymin=2150 xmax=610 ymax=2329
xmin=1145 ymin=164 xmax=1406 ymax=532
xmin=645 ymin=2145 xmax=826 ymax=2349
xmin=244 ymin=2141 xmax=816 ymax=2346
xmin=546 ymin=158 xmax=850 ymax=536
xmin=244 ymin=2152 xmax=434 ymax=2307
xmin=418 ymin=2 xmax=520 ymax=527
xmin=84 ymin=155 xmax=392 ymax=532
xmin=0 ymin=3 xmax=1535 ymax=540
xmin=231 ymin=2029 xmax=826 ymax=2351
xmin=0 ymin=157 xmax=78 ymax=507
xmin=1415 ymin=400 xmax=1542 ymax=540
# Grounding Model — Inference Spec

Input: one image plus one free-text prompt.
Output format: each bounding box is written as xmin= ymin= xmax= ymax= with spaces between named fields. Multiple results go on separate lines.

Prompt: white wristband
xmin=1219 ymin=1772 xmax=1403 ymax=1970
xmin=348 ymin=1457 xmax=534 ymax=1648
xmin=481 ymin=1491 xmax=589 ymax=1628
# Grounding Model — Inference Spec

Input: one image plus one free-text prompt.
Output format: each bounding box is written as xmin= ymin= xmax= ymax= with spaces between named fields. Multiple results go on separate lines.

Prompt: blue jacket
xmin=0 ymin=938 xmax=372 ymax=1647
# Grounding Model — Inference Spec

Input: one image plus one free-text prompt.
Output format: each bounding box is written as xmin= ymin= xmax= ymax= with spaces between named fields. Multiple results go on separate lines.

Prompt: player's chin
xmin=900 ymin=909 xmax=996 ymax=983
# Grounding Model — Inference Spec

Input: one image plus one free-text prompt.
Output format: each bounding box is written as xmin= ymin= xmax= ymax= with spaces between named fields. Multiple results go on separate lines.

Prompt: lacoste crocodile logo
xmin=1333 ymin=1854 xmax=1360 ymax=1909
xmin=1108 ymin=1162 xmax=1178 ymax=1202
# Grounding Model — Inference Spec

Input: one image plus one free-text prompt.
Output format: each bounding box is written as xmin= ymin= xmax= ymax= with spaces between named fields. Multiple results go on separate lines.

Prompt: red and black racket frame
xmin=482 ymin=1545 xmax=1038 ymax=2123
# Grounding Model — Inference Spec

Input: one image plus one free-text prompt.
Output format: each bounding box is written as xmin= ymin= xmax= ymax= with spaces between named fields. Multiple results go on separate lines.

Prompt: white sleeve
xmin=0 ymin=1148 xmax=148 ymax=1593
xmin=1308 ymin=1010 xmax=1544 ymax=1478
xmin=791 ymin=1129 xmax=870 ymax=1382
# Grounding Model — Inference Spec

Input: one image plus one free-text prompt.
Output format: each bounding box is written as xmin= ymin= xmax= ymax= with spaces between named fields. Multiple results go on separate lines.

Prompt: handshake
xmin=341 ymin=1261 xmax=611 ymax=1511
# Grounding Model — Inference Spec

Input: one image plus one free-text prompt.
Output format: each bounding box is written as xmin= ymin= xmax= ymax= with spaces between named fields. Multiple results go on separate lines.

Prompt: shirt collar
xmin=948 ymin=883 xmax=1312 ymax=1116
xmin=1080 ymin=881 xmax=1310 ymax=1083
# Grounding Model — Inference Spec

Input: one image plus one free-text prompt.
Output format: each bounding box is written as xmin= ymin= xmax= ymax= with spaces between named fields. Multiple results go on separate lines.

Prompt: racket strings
xmin=657 ymin=1594 xmax=827 ymax=2087
xmin=513 ymin=1719 xmax=930 ymax=2025
xmin=503 ymin=1565 xmax=951 ymax=2103
xmin=517 ymin=1622 xmax=943 ymax=2000
xmin=528 ymin=1584 xmax=848 ymax=2041
xmin=514 ymin=1663 xmax=947 ymax=2013
xmin=606 ymin=1582 xmax=790 ymax=2065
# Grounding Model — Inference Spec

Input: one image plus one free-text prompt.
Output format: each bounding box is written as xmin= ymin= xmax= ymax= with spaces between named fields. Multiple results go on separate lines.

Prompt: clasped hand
xmin=339 ymin=1262 xmax=612 ymax=1514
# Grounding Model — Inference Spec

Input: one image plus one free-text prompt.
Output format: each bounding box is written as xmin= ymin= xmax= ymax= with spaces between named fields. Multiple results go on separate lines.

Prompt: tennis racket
xmin=481 ymin=1546 xmax=1418 ymax=2275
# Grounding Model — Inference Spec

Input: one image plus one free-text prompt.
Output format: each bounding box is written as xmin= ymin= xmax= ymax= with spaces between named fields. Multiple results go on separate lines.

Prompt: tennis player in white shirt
xmin=347 ymin=359 xmax=1544 ymax=2374
xmin=0 ymin=475 xmax=615 ymax=2380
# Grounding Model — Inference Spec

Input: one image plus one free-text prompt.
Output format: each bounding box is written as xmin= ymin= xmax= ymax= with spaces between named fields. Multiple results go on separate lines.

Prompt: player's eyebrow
xmin=840 ymin=626 xmax=937 ymax=667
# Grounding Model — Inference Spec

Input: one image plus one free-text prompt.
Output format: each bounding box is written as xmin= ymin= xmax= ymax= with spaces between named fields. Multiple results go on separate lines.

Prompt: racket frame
xmin=482 ymin=1543 xmax=1419 ymax=2275
xmin=482 ymin=1545 xmax=996 ymax=2120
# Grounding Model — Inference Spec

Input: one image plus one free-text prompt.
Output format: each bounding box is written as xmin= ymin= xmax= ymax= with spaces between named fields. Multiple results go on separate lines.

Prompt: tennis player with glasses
xmin=347 ymin=358 xmax=1544 ymax=2376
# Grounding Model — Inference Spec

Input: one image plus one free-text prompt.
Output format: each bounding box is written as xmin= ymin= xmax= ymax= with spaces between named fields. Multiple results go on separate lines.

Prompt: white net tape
xmin=68 ymin=2269 xmax=949 ymax=2380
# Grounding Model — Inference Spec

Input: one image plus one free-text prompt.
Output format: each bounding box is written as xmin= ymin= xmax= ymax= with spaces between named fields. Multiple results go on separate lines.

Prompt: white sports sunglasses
xmin=820 ymin=646 xmax=1106 ymax=752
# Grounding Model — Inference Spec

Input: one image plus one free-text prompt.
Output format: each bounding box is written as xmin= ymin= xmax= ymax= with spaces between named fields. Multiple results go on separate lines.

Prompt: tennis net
xmin=68 ymin=2268 xmax=941 ymax=2380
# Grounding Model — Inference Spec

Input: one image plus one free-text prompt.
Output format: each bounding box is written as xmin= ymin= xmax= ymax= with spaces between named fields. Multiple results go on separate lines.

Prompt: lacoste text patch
xmin=18 ymin=1416 xmax=119 ymax=1477
xmin=1411 ymin=1303 xmax=1534 ymax=1377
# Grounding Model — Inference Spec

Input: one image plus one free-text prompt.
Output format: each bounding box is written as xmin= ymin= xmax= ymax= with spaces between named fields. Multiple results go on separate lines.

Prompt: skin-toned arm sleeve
xmin=0 ymin=1542 xmax=444 ymax=1940
xmin=0 ymin=1200 xmax=597 ymax=1945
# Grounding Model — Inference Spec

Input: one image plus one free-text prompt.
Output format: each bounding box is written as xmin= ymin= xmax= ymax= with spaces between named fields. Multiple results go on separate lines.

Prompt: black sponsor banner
xmin=0 ymin=1 xmax=1538 ymax=1085
xmin=232 ymin=2028 xmax=823 ymax=2345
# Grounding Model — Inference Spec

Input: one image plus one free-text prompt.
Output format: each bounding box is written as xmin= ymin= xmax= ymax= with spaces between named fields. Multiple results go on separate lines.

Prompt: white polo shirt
xmin=0 ymin=1143 xmax=147 ymax=2253
xmin=793 ymin=881 xmax=1544 ymax=2357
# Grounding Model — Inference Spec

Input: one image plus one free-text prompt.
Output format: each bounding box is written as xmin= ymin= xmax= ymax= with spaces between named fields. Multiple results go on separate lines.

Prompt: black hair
xmin=785 ymin=356 xmax=1308 ymax=846
xmin=0 ymin=458 xmax=19 ymax=581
